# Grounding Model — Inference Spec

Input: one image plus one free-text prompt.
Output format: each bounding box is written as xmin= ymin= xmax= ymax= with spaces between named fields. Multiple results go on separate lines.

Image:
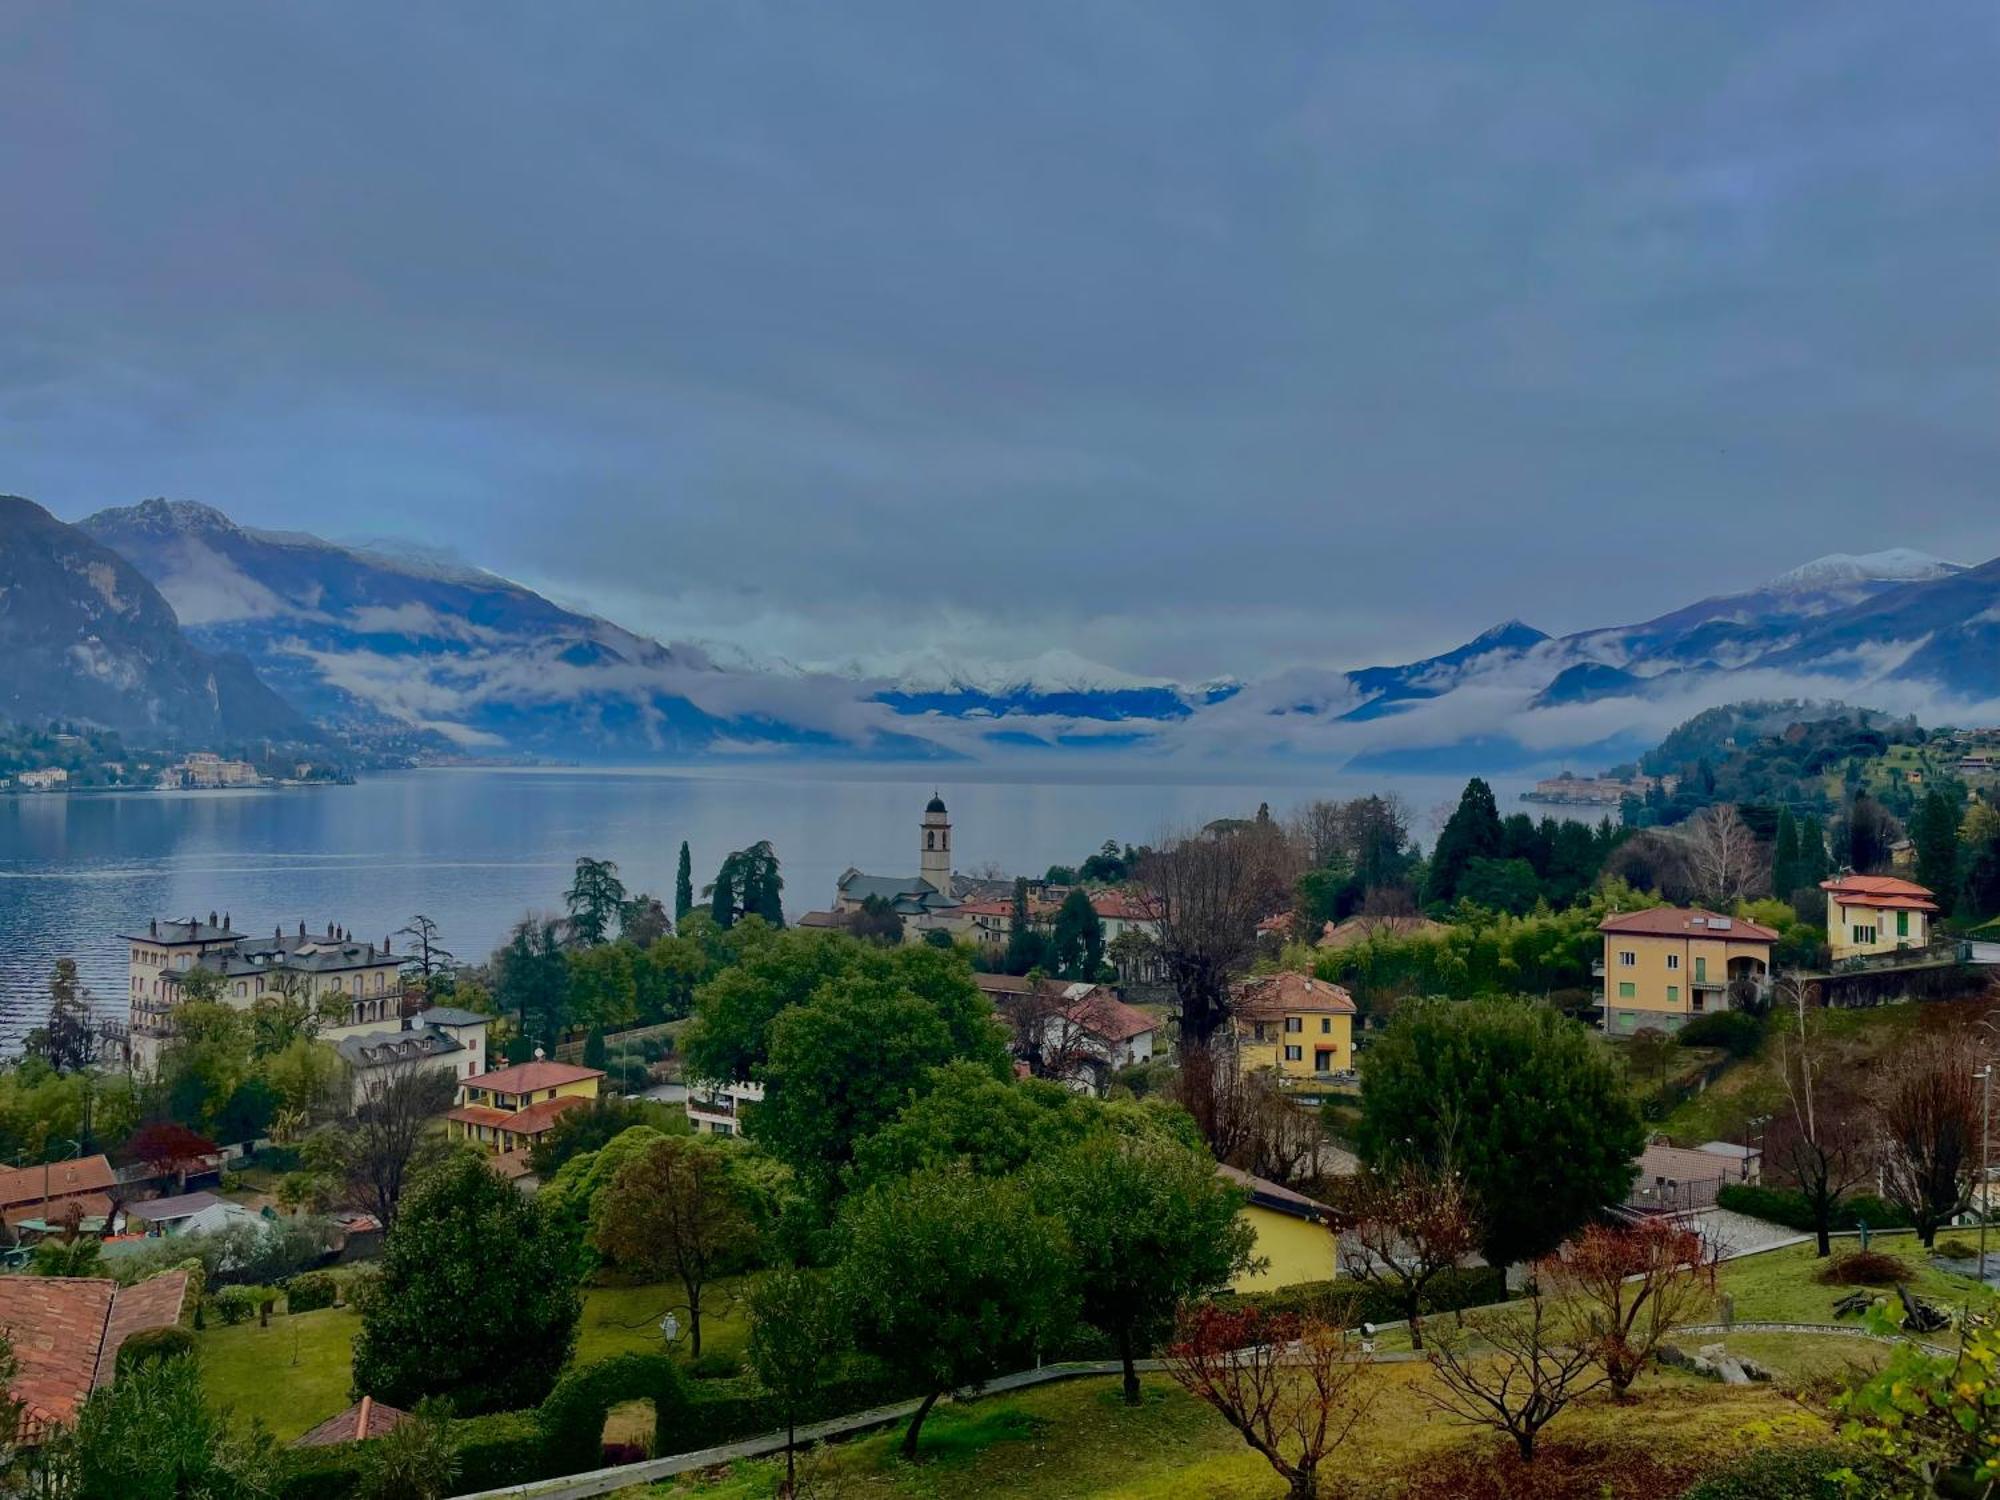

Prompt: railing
xmin=1625 ymin=1174 xmax=1724 ymax=1216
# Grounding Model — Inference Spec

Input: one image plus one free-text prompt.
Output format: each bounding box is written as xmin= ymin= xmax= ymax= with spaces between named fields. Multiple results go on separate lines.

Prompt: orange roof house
xmin=1822 ymin=874 xmax=1940 ymax=960
xmin=1598 ymin=908 xmax=1777 ymax=1038
xmin=447 ymin=1054 xmax=602 ymax=1157
xmin=0 ymin=1271 xmax=190 ymax=1441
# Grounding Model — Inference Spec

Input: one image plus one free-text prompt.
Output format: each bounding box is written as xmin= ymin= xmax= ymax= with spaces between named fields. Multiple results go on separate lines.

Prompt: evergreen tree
xmin=708 ymin=854 xmax=739 ymax=929
xmin=564 ymin=856 xmax=626 ymax=947
xmin=1914 ymin=789 xmax=1961 ymax=912
xmin=1004 ymin=876 xmax=1050 ymax=975
xmin=1050 ymin=888 xmax=1104 ymax=977
xmin=1771 ymin=808 xmax=1800 ymax=900
xmin=675 ymin=841 xmax=695 ymax=923
xmin=1798 ymin=814 xmax=1832 ymax=887
xmin=1424 ymin=778 xmax=1504 ymax=907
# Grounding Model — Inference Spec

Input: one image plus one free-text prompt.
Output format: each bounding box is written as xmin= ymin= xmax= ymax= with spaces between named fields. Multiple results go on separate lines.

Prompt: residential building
xmin=123 ymin=1191 xmax=228 ymax=1237
xmin=16 ymin=768 xmax=68 ymax=791
xmin=0 ymin=1270 xmax=190 ymax=1445
xmin=1821 ymin=874 xmax=1939 ymax=961
xmin=122 ymin=915 xmax=407 ymax=1072
xmin=1218 ymin=1165 xmax=1336 ymax=1292
xmin=1627 ymin=1137 xmax=1762 ymax=1214
xmin=995 ymin=979 xmax=1157 ymax=1092
xmin=1230 ymin=972 xmax=1357 ymax=1080
xmin=159 ymin=753 xmax=262 ymax=789
xmin=1315 ymin=913 xmax=1449 ymax=950
xmin=0 ymin=1154 xmax=118 ymax=1234
xmin=1597 ymin=908 xmax=1778 ymax=1037
xmin=687 ymin=1079 xmax=762 ymax=1138
xmin=333 ymin=1005 xmax=491 ymax=1106
xmin=445 ymin=1056 xmax=603 ymax=1155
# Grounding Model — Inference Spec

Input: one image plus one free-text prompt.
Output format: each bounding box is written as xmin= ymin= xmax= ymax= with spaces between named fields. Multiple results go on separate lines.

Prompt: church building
xmin=831 ymin=794 xmax=965 ymax=937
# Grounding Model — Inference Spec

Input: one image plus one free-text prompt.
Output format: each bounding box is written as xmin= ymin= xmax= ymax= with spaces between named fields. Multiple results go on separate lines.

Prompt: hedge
xmin=115 ymin=1325 xmax=196 ymax=1376
xmin=1680 ymin=1444 xmax=1884 ymax=1498
xmin=284 ymin=1271 xmax=339 ymax=1314
xmin=1234 ymin=1266 xmax=1508 ymax=1328
xmin=537 ymin=1354 xmax=689 ymax=1473
xmin=1717 ymin=1183 xmax=1913 ymax=1233
xmin=280 ymin=1410 xmax=549 ymax=1500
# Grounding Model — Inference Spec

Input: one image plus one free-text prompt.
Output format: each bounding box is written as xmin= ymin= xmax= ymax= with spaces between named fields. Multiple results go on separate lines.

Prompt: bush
xmin=1234 ymin=1266 xmax=1506 ymax=1329
xmin=1681 ymin=1444 xmax=1884 ymax=1499
xmin=1676 ymin=1010 xmax=1765 ymax=1058
xmin=1933 ymin=1238 xmax=1981 ymax=1261
xmin=687 ymin=1350 xmax=742 ymax=1381
xmin=1815 ymin=1249 xmax=1911 ymax=1286
xmin=536 ymin=1353 xmax=690 ymax=1473
xmin=1716 ymin=1183 xmax=1913 ymax=1233
xmin=115 ymin=1325 xmax=196 ymax=1375
xmin=285 ymin=1271 xmax=340 ymax=1314
xmin=208 ymin=1284 xmax=273 ymax=1326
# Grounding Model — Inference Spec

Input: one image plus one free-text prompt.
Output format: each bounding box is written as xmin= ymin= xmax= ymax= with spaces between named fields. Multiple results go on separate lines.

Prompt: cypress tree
xmin=1771 ymin=808 xmax=1800 ymax=901
xmin=675 ymin=841 xmax=694 ymax=923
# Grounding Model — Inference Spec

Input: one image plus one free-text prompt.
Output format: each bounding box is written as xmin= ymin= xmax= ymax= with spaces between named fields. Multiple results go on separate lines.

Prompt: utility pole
xmin=1980 ymin=1065 xmax=1994 ymax=1280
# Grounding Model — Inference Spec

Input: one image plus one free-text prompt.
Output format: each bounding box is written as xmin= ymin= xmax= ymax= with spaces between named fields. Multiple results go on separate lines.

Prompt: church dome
xmin=925 ymin=793 xmax=948 ymax=815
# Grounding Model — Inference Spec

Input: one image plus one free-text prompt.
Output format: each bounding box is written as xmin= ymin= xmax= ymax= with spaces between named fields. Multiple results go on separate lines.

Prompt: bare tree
xmin=1140 ymin=825 xmax=1298 ymax=1045
xmin=330 ymin=1060 xmax=458 ymax=1231
xmin=1163 ymin=1301 xmax=1375 ymax=1500
xmin=1338 ymin=1162 xmax=1481 ymax=1350
xmin=1876 ymin=1029 xmax=1984 ymax=1247
xmin=1771 ymin=980 xmax=1873 ymax=1256
xmin=1541 ymin=1220 xmax=1717 ymax=1396
xmin=1169 ymin=1049 xmax=1323 ymax=1190
xmin=1006 ymin=983 xmax=1103 ymax=1092
xmin=1424 ymin=1280 xmax=1604 ymax=1462
xmin=1681 ymin=804 xmax=1766 ymax=909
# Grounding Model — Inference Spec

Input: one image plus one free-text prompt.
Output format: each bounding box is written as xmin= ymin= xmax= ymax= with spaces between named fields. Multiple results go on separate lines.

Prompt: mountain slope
xmin=0 ymin=496 xmax=305 ymax=740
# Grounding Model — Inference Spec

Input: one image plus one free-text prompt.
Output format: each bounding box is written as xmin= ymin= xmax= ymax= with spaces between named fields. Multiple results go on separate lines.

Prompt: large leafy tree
xmin=836 ymin=1165 xmax=1073 ymax=1458
xmin=565 ymin=856 xmax=627 ymax=947
xmin=1030 ymin=1130 xmax=1254 ymax=1404
xmin=847 ymin=1061 xmax=1094 ymax=1191
xmin=1424 ymin=778 xmax=1504 ymax=907
xmin=494 ymin=916 xmax=571 ymax=1048
xmin=680 ymin=928 xmax=861 ymax=1085
xmin=1913 ymin=789 xmax=1961 ymax=914
xmin=1357 ymin=998 xmax=1642 ymax=1265
xmin=352 ymin=1153 xmax=581 ymax=1412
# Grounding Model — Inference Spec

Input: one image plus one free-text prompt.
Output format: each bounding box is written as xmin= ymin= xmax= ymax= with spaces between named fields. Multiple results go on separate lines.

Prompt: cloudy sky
xmin=3 ymin=3 xmax=1995 ymax=684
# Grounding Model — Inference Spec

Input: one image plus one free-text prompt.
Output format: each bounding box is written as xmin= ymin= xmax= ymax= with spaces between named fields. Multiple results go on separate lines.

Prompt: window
xmin=1618 ymin=1012 xmax=1636 ymax=1029
xmin=1666 ymin=953 xmax=1680 ymax=970
xmin=1666 ymin=986 xmax=1679 ymax=1004
xmin=1618 ymin=982 xmax=1636 ymax=999
xmin=1897 ymin=911 xmax=1910 ymax=938
xmin=1320 ymin=1017 xmax=1332 ymax=1034
xmin=1284 ymin=1016 xmax=1302 ymax=1034
xmin=1618 ymin=950 xmax=1637 ymax=968
xmin=1854 ymin=925 xmax=1878 ymax=946
xmin=1252 ymin=1022 xmax=1267 ymax=1042
xmin=1283 ymin=1045 xmax=1302 ymax=1062
xmin=1694 ymin=956 xmax=1707 ymax=983
xmin=1315 ymin=1049 xmax=1333 ymax=1071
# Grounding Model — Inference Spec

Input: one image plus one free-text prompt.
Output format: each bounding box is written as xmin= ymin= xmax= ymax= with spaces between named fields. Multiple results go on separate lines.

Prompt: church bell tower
xmin=920 ymin=792 xmax=952 ymax=891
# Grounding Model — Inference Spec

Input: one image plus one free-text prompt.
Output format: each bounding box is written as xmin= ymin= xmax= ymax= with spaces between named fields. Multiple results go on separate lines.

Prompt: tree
xmin=1163 ymin=1302 xmax=1375 ymax=1500
xmin=1003 ymin=877 xmax=1050 ymax=975
xmin=1139 ymin=824 xmax=1294 ymax=1045
xmin=589 ymin=1136 xmax=756 ymax=1358
xmin=1542 ymin=1220 xmax=1717 ymax=1396
xmin=680 ymin=927 xmax=861 ymax=1087
xmin=1625 ymin=1026 xmax=1676 ymax=1098
xmin=846 ymin=1061 xmax=1094 ymax=1191
xmin=396 ymin=915 xmax=456 ymax=996
xmin=846 ymin=895 xmax=904 ymax=947
xmin=325 ymin=1060 xmax=459 ymax=1230
xmin=1770 ymin=983 xmax=1873 ymax=1256
xmin=1337 ymin=1162 xmax=1481 ymax=1350
xmin=1771 ymin=808 xmax=1801 ymax=904
xmin=707 ymin=842 xmax=785 ymax=929
xmin=1425 ymin=778 xmax=1504 ymax=906
xmin=70 ymin=1352 xmax=281 ymax=1499
xmin=1913 ymin=790 xmax=1961 ymax=915
xmin=1049 ymin=889 xmax=1105 ymax=978
xmin=619 ymin=894 xmax=672 ymax=947
xmin=1876 ymin=1029 xmax=1983 ymax=1247
xmin=1424 ymin=1280 xmax=1603 ymax=1462
xmin=360 ymin=1397 xmax=459 ymax=1500
xmin=494 ymin=916 xmax=570 ymax=1047
xmin=565 ymin=856 xmax=627 ymax=947
xmin=25 ymin=959 xmax=96 ymax=1074
xmin=747 ymin=1268 xmax=848 ymax=1497
xmin=1843 ymin=793 xmax=1900 ymax=875
xmin=352 ymin=1153 xmax=581 ymax=1413
xmin=675 ymin=840 xmax=695 ymax=924
xmin=835 ymin=1166 xmax=1073 ymax=1459
xmin=567 ymin=943 xmax=639 ymax=1032
xmin=1357 ymin=999 xmax=1642 ymax=1265
xmin=528 ymin=1094 xmax=685 ymax=1179
xmin=1683 ymin=804 xmax=1765 ymax=908
xmin=127 ymin=1122 xmax=217 ymax=1191
xmin=1031 ymin=1131 xmax=1255 ymax=1403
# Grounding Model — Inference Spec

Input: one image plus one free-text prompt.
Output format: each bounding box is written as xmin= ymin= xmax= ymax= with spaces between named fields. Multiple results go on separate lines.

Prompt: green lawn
xmin=195 ymin=1276 xmax=751 ymax=1440
xmin=1717 ymin=1228 xmax=1996 ymax=1326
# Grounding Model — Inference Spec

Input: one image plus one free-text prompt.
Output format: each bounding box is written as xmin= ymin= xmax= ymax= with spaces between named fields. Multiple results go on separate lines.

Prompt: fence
xmin=1625 ymin=1174 xmax=1725 ymax=1216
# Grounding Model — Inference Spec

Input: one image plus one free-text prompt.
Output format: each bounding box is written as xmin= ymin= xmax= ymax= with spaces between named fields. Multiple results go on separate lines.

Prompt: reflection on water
xmin=0 ymin=764 xmax=1561 ymax=1050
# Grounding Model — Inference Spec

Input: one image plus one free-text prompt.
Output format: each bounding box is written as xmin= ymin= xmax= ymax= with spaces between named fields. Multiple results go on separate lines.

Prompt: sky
xmin=2 ymin=2 xmax=1996 ymax=686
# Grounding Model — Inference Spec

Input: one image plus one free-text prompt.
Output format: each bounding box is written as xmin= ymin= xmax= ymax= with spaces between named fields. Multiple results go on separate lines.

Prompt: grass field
xmin=194 ymin=1276 xmax=751 ymax=1440
xmin=1715 ymin=1227 xmax=1996 ymax=1326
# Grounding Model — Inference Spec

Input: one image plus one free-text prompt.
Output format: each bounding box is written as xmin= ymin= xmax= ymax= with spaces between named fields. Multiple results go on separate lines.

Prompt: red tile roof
xmin=1064 ymin=990 xmax=1158 ymax=1044
xmin=1089 ymin=890 xmax=1160 ymax=922
xmin=0 ymin=1156 xmax=115 ymax=1212
xmin=445 ymin=1104 xmax=515 ymax=1131
xmin=1597 ymin=908 xmax=1779 ymax=942
xmin=461 ymin=1060 xmax=603 ymax=1094
xmin=1233 ymin=972 xmax=1356 ymax=1019
xmin=5 ymin=1193 xmax=115 ymax=1229
xmin=1821 ymin=875 xmax=1940 ymax=913
xmin=293 ymin=1396 xmax=413 ymax=1448
xmin=503 ymin=1094 xmax=591 ymax=1136
xmin=0 ymin=1271 xmax=189 ymax=1434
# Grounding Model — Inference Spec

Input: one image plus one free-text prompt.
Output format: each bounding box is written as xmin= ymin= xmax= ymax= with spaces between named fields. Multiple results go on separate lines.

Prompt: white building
xmin=686 ymin=1079 xmax=762 ymax=1139
xmin=829 ymin=795 xmax=965 ymax=937
xmin=333 ymin=1006 xmax=491 ymax=1107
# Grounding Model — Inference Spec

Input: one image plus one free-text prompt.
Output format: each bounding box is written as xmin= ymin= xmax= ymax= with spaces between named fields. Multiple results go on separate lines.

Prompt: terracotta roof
xmin=0 ymin=1271 xmax=189 ymax=1434
xmin=1089 ymin=890 xmax=1159 ymax=922
xmin=1217 ymin=1164 xmax=1332 ymax=1224
xmin=1821 ymin=875 xmax=1940 ymax=913
xmin=1597 ymin=908 xmax=1779 ymax=942
xmin=0 ymin=1156 xmax=115 ymax=1212
xmin=973 ymin=972 xmax=1037 ymax=996
xmin=796 ymin=910 xmax=847 ymax=929
xmin=445 ymin=1104 xmax=515 ymax=1131
xmin=293 ymin=1396 xmax=413 ymax=1448
xmin=503 ymin=1094 xmax=590 ymax=1136
xmin=489 ymin=1150 xmax=536 ymax=1182
xmin=1316 ymin=914 xmax=1449 ymax=950
xmin=1061 ymin=990 xmax=1157 ymax=1044
xmin=462 ymin=1060 xmax=603 ymax=1094
xmin=5 ymin=1194 xmax=115 ymax=1229
xmin=1233 ymin=972 xmax=1356 ymax=1020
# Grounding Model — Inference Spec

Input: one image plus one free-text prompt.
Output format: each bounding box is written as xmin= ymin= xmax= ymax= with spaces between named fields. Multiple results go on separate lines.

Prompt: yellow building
xmin=446 ymin=1057 xmax=603 ymax=1156
xmin=1821 ymin=875 xmax=1938 ymax=961
xmin=1230 ymin=972 xmax=1357 ymax=1079
xmin=1599 ymin=908 xmax=1777 ymax=1037
xmin=1219 ymin=1165 xmax=1338 ymax=1292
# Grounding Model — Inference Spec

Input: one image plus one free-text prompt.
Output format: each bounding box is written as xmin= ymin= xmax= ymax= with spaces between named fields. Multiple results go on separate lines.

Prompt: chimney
xmin=383 ymin=936 xmax=392 ymax=955
xmin=208 ymin=910 xmax=218 ymax=928
xmin=148 ymin=918 xmax=157 ymax=937
xmin=326 ymin=921 xmax=335 ymax=939
xmin=222 ymin=911 xmax=230 ymax=929
xmin=298 ymin=920 xmax=306 ymax=939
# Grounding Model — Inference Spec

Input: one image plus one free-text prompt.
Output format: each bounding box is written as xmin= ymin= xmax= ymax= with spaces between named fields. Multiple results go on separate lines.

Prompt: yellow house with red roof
xmin=1230 ymin=972 xmax=1357 ymax=1079
xmin=1598 ymin=908 xmax=1777 ymax=1037
xmin=1821 ymin=874 xmax=1939 ymax=961
xmin=445 ymin=1056 xmax=603 ymax=1156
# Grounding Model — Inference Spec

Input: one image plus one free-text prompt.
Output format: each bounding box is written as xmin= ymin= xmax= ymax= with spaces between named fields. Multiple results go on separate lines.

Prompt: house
xmin=0 ymin=1270 xmax=190 ymax=1444
xmin=1597 ymin=908 xmax=1778 ymax=1037
xmin=445 ymin=1056 xmax=603 ymax=1155
xmin=122 ymin=914 xmax=408 ymax=1073
xmin=0 ymin=1154 xmax=118 ymax=1233
xmin=1218 ymin=1165 xmax=1336 ymax=1292
xmin=1821 ymin=874 xmax=1939 ymax=961
xmin=830 ymin=796 xmax=964 ymax=938
xmin=1230 ymin=973 xmax=1357 ymax=1080
xmin=686 ymin=1079 xmax=762 ymax=1139
xmin=333 ymin=1006 xmax=491 ymax=1106
xmin=997 ymin=980 xmax=1157 ymax=1091
xmin=16 ymin=768 xmax=69 ymax=791
xmin=123 ymin=1191 xmax=227 ymax=1237
xmin=1315 ymin=913 xmax=1449 ymax=951
xmin=293 ymin=1396 xmax=411 ymax=1448
xmin=1627 ymin=1138 xmax=1758 ymax=1213
xmin=1087 ymin=890 xmax=1165 ymax=983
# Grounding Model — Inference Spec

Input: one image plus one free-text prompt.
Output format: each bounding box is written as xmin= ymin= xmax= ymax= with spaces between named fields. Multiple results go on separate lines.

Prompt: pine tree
xmin=1771 ymin=808 xmax=1800 ymax=901
xmin=675 ymin=842 xmax=694 ymax=923
xmin=1424 ymin=778 xmax=1504 ymax=907
xmin=1914 ymin=790 xmax=1961 ymax=913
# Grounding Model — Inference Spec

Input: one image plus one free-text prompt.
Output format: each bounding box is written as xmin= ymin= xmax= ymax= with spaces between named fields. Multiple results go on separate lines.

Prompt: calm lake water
xmin=0 ymin=764 xmax=1572 ymax=1047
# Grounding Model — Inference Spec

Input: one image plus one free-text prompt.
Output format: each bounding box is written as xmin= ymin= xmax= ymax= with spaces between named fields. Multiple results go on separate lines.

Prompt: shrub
xmin=1716 ymin=1183 xmax=1912 ymax=1233
xmin=536 ymin=1353 xmax=690 ymax=1473
xmin=209 ymin=1284 xmax=269 ymax=1325
xmin=1676 ymin=1010 xmax=1765 ymax=1058
xmin=1815 ymin=1249 xmax=1911 ymax=1286
xmin=688 ymin=1350 xmax=743 ymax=1381
xmin=1681 ymin=1444 xmax=1886 ymax=1499
xmin=1235 ymin=1266 xmax=1506 ymax=1330
xmin=1933 ymin=1238 xmax=1981 ymax=1261
xmin=115 ymin=1325 xmax=196 ymax=1375
xmin=285 ymin=1271 xmax=339 ymax=1314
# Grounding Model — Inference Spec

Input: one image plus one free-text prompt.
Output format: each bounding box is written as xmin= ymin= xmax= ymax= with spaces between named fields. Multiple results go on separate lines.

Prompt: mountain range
xmin=4 ymin=493 xmax=1997 ymax=768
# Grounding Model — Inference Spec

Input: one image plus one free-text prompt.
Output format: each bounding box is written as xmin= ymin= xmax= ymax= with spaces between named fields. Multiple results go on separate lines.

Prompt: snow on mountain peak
xmin=1768 ymin=549 xmax=1964 ymax=591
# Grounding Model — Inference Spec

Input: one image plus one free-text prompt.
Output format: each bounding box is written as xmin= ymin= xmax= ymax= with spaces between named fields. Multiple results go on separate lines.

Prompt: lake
xmin=0 ymin=764 xmax=1579 ymax=1046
